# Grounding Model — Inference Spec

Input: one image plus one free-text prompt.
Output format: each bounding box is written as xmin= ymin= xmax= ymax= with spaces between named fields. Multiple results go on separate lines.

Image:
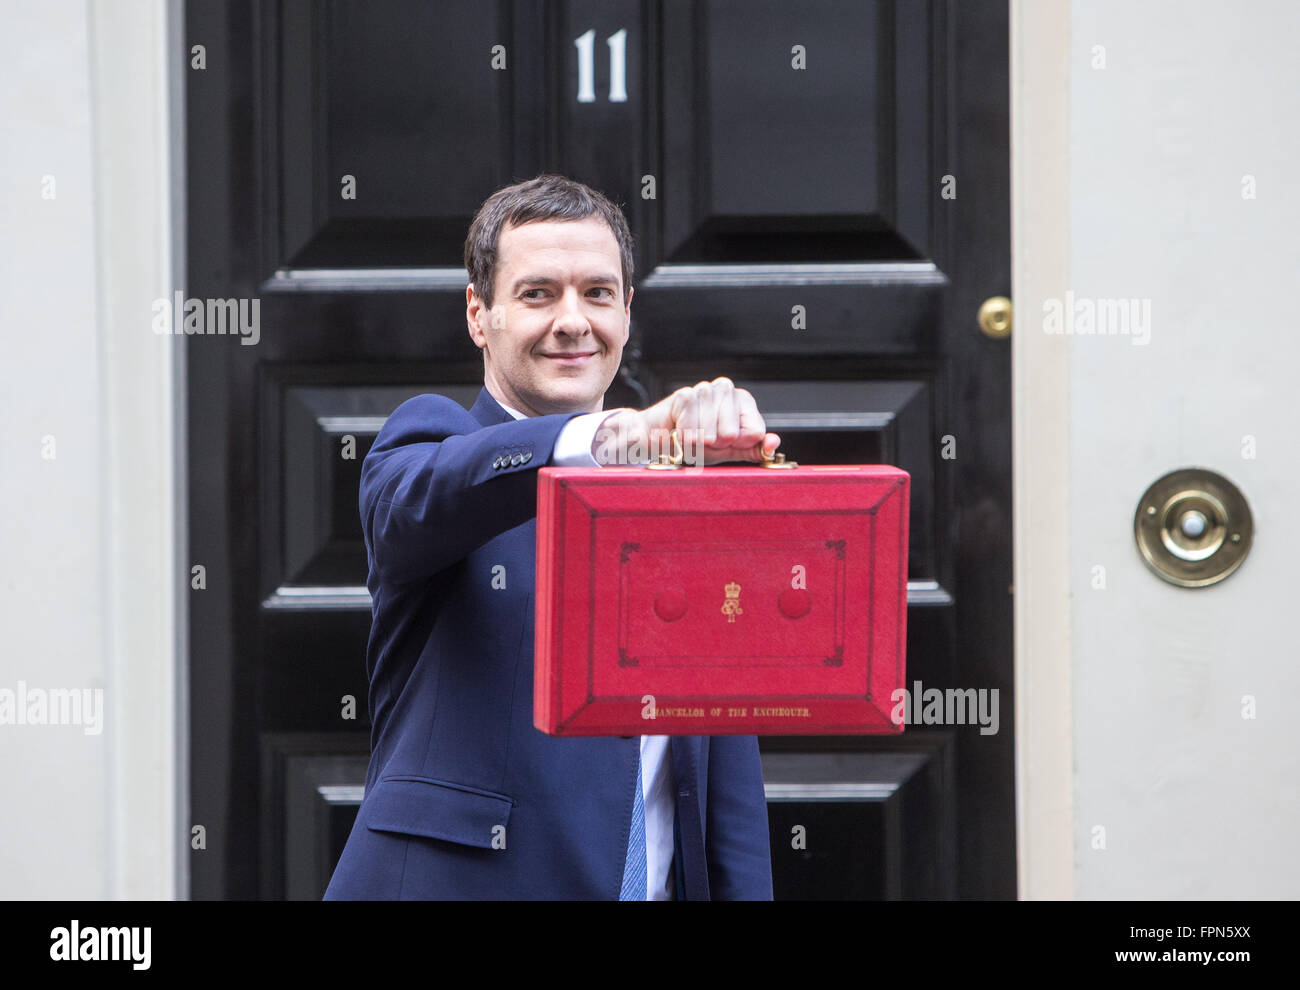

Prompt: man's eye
xmin=523 ymin=289 xmax=547 ymax=299
xmin=589 ymin=287 xmax=614 ymax=298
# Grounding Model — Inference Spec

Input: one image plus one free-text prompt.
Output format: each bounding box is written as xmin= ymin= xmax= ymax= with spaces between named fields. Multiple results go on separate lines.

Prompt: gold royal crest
xmin=721 ymin=581 xmax=743 ymax=623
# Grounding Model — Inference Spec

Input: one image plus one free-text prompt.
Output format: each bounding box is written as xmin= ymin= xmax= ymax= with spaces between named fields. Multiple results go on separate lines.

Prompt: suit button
xmin=521 ymin=451 xmax=532 ymax=463
xmin=511 ymin=453 xmax=523 ymax=466
xmin=491 ymin=456 xmax=502 ymax=469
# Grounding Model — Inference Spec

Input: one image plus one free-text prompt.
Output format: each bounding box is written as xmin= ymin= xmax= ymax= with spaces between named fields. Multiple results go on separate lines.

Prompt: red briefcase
xmin=534 ymin=451 xmax=909 ymax=736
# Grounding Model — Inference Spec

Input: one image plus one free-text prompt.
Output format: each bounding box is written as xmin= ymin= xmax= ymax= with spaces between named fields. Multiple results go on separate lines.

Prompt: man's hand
xmin=592 ymin=378 xmax=780 ymax=466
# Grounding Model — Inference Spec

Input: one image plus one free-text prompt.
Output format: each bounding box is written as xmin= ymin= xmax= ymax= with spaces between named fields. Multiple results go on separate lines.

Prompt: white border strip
xmin=166 ymin=0 xmax=189 ymax=903
xmin=1011 ymin=0 xmax=1076 ymax=899
xmin=88 ymin=0 xmax=182 ymax=900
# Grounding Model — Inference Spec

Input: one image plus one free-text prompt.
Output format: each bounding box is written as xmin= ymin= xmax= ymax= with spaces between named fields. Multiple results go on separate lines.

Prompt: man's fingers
xmin=671 ymin=380 xmax=711 ymax=449
xmin=734 ymin=388 xmax=766 ymax=446
xmin=744 ymin=431 xmax=781 ymax=462
xmin=713 ymin=378 xmax=740 ymax=445
xmin=640 ymin=381 xmax=778 ymax=465
xmin=698 ymin=431 xmax=781 ymax=465
xmin=692 ymin=380 xmax=717 ymax=445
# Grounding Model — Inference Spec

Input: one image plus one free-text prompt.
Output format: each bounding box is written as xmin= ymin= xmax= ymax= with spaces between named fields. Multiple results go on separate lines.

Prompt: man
xmin=324 ymin=174 xmax=775 ymax=900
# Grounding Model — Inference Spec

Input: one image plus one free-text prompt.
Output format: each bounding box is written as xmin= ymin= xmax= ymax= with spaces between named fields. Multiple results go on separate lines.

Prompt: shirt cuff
xmin=552 ymin=411 xmax=619 ymax=467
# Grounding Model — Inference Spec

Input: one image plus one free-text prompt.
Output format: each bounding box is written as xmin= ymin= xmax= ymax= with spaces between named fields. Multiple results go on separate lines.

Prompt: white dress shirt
xmin=496 ymin=396 xmax=677 ymax=900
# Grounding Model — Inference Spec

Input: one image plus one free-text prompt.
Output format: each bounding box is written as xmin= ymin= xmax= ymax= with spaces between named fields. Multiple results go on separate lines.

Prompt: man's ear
xmin=466 ymin=283 xmax=487 ymax=349
xmin=622 ymin=285 xmax=634 ymax=344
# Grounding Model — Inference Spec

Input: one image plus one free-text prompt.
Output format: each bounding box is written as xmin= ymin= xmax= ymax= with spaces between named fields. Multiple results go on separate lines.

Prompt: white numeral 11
xmin=574 ymin=28 xmax=628 ymax=103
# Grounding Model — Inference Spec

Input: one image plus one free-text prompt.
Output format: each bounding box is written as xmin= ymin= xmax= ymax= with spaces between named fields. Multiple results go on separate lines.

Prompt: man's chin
xmin=531 ymin=383 xmax=604 ymax=415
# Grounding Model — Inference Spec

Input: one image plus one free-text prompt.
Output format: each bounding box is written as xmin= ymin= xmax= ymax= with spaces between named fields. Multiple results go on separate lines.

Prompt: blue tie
xmin=619 ymin=752 xmax=647 ymax=900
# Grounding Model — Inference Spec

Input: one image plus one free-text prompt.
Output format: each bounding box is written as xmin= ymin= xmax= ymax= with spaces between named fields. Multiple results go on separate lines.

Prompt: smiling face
xmin=466 ymin=216 xmax=632 ymax=417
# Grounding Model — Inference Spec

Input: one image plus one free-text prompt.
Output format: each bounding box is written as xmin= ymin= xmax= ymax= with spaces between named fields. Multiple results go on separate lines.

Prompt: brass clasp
xmin=760 ymin=446 xmax=797 ymax=469
xmin=645 ymin=429 xmax=686 ymax=470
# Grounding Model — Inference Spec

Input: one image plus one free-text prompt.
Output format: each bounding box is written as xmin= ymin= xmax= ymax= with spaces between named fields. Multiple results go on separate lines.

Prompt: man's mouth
xmin=540 ymin=351 xmax=598 ymax=365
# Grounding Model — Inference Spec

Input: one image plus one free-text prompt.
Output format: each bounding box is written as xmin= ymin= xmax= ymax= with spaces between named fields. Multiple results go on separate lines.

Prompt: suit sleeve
xmin=705 ymin=735 xmax=775 ymax=900
xmin=360 ymin=394 xmax=583 ymax=585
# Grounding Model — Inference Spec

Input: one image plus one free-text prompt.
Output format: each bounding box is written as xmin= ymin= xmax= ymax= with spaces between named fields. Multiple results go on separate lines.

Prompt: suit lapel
xmin=469 ymin=386 xmax=514 ymax=428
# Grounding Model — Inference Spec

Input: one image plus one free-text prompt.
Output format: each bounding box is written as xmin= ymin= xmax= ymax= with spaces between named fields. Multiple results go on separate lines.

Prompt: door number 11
xmin=574 ymin=28 xmax=628 ymax=103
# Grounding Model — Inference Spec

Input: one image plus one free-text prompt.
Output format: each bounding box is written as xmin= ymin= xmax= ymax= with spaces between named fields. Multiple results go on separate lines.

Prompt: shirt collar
xmin=496 ymin=398 xmax=528 ymax=421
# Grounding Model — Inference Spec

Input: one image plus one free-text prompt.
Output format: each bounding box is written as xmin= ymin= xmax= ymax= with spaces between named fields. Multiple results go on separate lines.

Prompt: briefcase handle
xmin=645 ymin=429 xmax=798 ymax=470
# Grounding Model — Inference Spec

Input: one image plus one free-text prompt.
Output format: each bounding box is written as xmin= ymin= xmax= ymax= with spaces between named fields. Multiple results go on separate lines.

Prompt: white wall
xmin=1015 ymin=0 xmax=1300 ymax=897
xmin=0 ymin=0 xmax=183 ymax=898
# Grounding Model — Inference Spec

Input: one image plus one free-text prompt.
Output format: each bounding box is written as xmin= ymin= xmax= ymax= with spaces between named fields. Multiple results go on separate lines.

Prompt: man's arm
xmin=705 ymin=735 xmax=775 ymax=900
xmin=360 ymin=394 xmax=587 ymax=585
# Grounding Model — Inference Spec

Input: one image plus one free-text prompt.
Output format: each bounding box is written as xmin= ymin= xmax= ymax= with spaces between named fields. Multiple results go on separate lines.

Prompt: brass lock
xmin=760 ymin=446 xmax=798 ymax=469
xmin=978 ymin=296 xmax=1013 ymax=339
xmin=645 ymin=429 xmax=797 ymax=469
xmin=1133 ymin=468 xmax=1253 ymax=587
xmin=645 ymin=430 xmax=686 ymax=470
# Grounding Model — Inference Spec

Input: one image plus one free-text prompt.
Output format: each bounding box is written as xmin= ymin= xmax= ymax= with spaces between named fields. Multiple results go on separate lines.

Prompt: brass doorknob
xmin=978 ymin=296 xmax=1013 ymax=339
xmin=1133 ymin=468 xmax=1253 ymax=587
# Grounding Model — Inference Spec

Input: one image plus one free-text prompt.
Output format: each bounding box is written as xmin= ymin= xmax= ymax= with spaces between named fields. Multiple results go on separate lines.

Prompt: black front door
xmin=186 ymin=0 xmax=1011 ymax=900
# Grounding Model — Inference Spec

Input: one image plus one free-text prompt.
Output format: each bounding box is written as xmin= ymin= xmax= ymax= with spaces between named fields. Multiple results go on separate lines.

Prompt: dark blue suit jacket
xmin=323 ymin=387 xmax=773 ymax=900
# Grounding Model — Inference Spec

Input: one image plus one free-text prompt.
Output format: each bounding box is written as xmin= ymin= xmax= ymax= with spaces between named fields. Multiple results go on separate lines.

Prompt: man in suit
xmin=324 ymin=175 xmax=775 ymax=900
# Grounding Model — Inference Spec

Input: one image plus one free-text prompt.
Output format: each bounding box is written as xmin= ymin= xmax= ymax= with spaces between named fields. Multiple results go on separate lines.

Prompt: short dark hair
xmin=464 ymin=174 xmax=635 ymax=309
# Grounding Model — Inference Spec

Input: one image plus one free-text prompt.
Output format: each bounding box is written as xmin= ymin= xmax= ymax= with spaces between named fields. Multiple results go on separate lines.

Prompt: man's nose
xmin=552 ymin=287 xmax=592 ymax=335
